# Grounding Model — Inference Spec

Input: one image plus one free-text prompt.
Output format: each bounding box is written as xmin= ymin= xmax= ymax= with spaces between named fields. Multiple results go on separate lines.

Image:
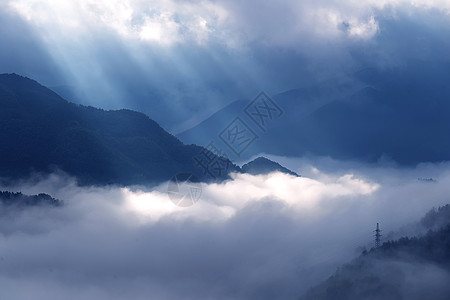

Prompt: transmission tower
xmin=374 ymin=223 xmax=382 ymax=248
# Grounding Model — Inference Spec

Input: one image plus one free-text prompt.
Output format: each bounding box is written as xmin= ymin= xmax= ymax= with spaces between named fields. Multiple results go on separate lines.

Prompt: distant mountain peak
xmin=241 ymin=156 xmax=299 ymax=177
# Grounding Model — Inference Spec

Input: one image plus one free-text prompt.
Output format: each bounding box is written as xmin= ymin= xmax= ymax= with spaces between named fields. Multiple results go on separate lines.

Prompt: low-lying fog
xmin=1 ymin=157 xmax=450 ymax=299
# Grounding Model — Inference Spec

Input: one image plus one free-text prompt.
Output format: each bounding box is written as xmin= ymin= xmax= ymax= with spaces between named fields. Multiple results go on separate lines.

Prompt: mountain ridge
xmin=0 ymin=73 xmax=298 ymax=186
xmin=0 ymin=73 xmax=240 ymax=185
xmin=177 ymin=62 xmax=450 ymax=164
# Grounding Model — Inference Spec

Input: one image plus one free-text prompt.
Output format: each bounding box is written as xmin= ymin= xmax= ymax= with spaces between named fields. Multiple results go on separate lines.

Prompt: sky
xmin=1 ymin=159 xmax=450 ymax=299
xmin=2 ymin=0 xmax=450 ymax=132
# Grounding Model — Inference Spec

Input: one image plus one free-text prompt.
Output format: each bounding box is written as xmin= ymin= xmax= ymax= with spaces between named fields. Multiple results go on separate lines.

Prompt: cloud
xmin=2 ymin=0 xmax=450 ymax=133
xmin=6 ymin=0 xmax=450 ymax=47
xmin=6 ymin=0 xmax=227 ymax=46
xmin=1 ymin=159 xmax=450 ymax=299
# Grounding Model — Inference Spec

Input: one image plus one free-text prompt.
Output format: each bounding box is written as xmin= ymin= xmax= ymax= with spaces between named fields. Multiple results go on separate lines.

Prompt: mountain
xmin=0 ymin=73 xmax=239 ymax=185
xmin=177 ymin=78 xmax=360 ymax=160
xmin=302 ymin=205 xmax=450 ymax=300
xmin=241 ymin=157 xmax=299 ymax=176
xmin=178 ymin=61 xmax=450 ymax=164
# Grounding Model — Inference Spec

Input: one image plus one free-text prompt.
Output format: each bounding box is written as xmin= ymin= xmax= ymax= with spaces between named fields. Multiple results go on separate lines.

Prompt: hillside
xmin=303 ymin=205 xmax=450 ymax=300
xmin=0 ymin=74 xmax=239 ymax=185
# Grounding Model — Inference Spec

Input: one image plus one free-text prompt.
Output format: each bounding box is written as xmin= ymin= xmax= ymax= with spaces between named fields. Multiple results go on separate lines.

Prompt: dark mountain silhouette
xmin=177 ymin=78 xmax=359 ymax=160
xmin=0 ymin=190 xmax=62 ymax=207
xmin=303 ymin=205 xmax=450 ymax=300
xmin=0 ymin=73 xmax=239 ymax=185
xmin=178 ymin=61 xmax=450 ymax=164
xmin=241 ymin=157 xmax=299 ymax=176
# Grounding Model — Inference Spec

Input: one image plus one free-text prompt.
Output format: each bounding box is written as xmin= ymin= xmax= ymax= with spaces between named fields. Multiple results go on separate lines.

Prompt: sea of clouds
xmin=1 ymin=157 xmax=450 ymax=299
